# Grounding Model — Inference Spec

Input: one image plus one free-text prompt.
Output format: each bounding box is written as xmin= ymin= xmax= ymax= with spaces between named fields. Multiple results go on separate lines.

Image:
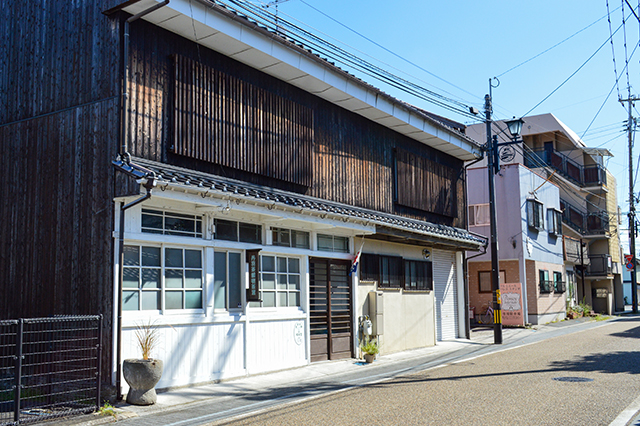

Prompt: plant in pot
xmin=361 ymin=337 xmax=379 ymax=363
xmin=123 ymin=321 xmax=163 ymax=405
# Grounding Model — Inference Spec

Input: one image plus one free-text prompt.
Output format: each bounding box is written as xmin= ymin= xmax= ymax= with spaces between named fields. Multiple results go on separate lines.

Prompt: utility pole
xmin=620 ymin=95 xmax=639 ymax=313
xmin=484 ymin=90 xmax=503 ymax=344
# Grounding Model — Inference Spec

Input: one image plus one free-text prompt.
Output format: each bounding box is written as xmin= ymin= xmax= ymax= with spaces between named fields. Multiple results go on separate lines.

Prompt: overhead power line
xmin=213 ymin=0 xmax=482 ymax=121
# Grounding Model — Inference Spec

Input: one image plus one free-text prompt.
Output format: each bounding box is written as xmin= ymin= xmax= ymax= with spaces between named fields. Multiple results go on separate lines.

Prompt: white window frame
xmin=527 ymin=199 xmax=544 ymax=231
xmin=122 ymin=243 xmax=205 ymax=314
xmin=548 ymin=208 xmax=563 ymax=235
xmin=468 ymin=204 xmax=490 ymax=226
xmin=213 ymin=250 xmax=244 ymax=312
xmin=249 ymin=254 xmax=302 ymax=309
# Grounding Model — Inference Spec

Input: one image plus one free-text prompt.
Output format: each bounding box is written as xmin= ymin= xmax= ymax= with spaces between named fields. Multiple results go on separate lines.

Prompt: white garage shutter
xmin=434 ymin=250 xmax=458 ymax=341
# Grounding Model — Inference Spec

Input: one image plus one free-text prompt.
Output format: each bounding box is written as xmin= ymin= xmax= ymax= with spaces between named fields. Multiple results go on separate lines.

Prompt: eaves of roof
xmin=105 ymin=0 xmax=483 ymax=160
xmin=115 ymin=157 xmax=487 ymax=251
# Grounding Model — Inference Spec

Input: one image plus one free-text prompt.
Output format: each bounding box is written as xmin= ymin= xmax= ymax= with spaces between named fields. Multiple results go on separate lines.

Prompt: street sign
xmin=625 ymin=254 xmax=634 ymax=271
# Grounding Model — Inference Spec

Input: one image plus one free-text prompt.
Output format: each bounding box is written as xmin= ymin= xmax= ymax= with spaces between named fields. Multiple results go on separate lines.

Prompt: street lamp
xmin=484 ymin=91 xmax=525 ymax=344
xmin=505 ymin=117 xmax=525 ymax=140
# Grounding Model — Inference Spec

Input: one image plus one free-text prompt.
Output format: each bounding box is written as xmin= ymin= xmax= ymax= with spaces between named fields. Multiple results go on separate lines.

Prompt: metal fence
xmin=0 ymin=316 xmax=102 ymax=425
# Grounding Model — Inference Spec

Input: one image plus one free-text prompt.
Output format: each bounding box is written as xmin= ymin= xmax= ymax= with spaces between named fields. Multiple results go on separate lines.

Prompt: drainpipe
xmin=119 ymin=0 xmax=171 ymax=162
xmin=115 ymin=176 xmax=156 ymax=400
xmin=113 ymin=0 xmax=169 ymax=400
xmin=462 ymin=153 xmax=486 ymax=339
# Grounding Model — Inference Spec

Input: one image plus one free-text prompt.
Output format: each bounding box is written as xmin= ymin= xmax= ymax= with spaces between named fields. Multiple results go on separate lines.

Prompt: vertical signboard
xmin=500 ymin=282 xmax=524 ymax=327
xmin=246 ymin=250 xmax=262 ymax=302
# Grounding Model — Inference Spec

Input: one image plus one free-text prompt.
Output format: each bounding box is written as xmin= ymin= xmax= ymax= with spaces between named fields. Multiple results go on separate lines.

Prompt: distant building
xmin=467 ymin=113 xmax=622 ymax=317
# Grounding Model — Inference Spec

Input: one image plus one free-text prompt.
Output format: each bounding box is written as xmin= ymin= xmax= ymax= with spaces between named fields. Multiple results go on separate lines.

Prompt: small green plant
xmin=135 ymin=321 xmax=160 ymax=360
xmin=360 ymin=337 xmax=379 ymax=356
xmin=98 ymin=401 xmax=116 ymax=418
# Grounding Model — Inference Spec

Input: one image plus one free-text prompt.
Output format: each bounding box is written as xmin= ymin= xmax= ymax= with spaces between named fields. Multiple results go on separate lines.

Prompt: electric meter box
xmin=368 ymin=291 xmax=384 ymax=336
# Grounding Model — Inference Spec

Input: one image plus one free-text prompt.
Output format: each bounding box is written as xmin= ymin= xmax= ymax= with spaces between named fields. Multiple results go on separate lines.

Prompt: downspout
xmin=115 ymin=177 xmax=156 ymax=400
xmin=114 ymin=0 xmax=170 ymax=400
xmin=119 ymin=0 xmax=171 ymax=161
xmin=461 ymin=154 xmax=486 ymax=339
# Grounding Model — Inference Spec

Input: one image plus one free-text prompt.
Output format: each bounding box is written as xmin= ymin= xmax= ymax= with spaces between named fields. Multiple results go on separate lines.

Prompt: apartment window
xmin=404 ymin=260 xmax=433 ymax=291
xmin=122 ymin=245 xmax=203 ymax=311
xmin=527 ymin=199 xmax=544 ymax=231
xmin=468 ymin=204 xmax=490 ymax=226
xmin=214 ymin=251 xmax=243 ymax=310
xmin=250 ymin=256 xmax=301 ymax=308
xmin=214 ymin=219 xmax=262 ymax=244
xmin=478 ymin=270 xmax=506 ymax=293
xmin=272 ymin=227 xmax=310 ymax=249
xmin=317 ymin=234 xmax=349 ymax=253
xmin=539 ymin=270 xmax=551 ymax=293
xmin=553 ymin=271 xmax=565 ymax=293
xmin=142 ymin=209 xmax=203 ymax=238
xmin=548 ymin=209 xmax=563 ymax=235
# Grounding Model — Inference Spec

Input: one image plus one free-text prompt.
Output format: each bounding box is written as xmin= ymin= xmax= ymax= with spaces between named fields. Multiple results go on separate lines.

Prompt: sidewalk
xmin=61 ymin=315 xmax=626 ymax=426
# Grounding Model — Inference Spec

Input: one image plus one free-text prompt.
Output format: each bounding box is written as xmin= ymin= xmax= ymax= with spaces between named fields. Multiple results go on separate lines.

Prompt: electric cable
xmin=212 ymin=0 xmax=483 ymax=121
xmin=521 ymin=19 xmax=626 ymax=119
xmin=497 ymin=7 xmax=618 ymax=78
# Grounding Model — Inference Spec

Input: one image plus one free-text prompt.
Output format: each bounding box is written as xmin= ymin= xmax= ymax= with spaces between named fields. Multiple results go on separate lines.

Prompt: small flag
xmin=349 ymin=240 xmax=365 ymax=276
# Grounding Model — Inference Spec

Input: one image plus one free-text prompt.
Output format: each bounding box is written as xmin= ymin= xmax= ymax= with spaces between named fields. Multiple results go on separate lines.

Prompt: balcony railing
xmin=585 ymin=254 xmax=612 ymax=276
xmin=524 ymin=148 xmax=606 ymax=187
xmin=559 ymin=198 xmax=609 ymax=236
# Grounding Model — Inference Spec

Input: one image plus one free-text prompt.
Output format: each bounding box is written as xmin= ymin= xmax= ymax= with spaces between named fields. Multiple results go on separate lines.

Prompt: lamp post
xmin=484 ymin=87 xmax=524 ymax=344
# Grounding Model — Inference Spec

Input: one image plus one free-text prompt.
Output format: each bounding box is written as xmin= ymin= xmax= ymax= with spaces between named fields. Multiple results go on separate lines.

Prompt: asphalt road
xmin=210 ymin=317 xmax=640 ymax=426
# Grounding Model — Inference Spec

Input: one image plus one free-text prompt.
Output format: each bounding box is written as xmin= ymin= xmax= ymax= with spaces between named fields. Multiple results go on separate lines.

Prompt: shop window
xmin=359 ymin=254 xmax=402 ymax=289
xmin=214 ymin=251 xmax=243 ymax=310
xmin=214 ymin=219 xmax=262 ymax=244
xmin=317 ymin=234 xmax=349 ymax=253
xmin=272 ymin=227 xmax=310 ymax=249
xmin=250 ymin=256 xmax=301 ymax=308
xmin=527 ymin=199 xmax=544 ymax=231
xmin=468 ymin=204 xmax=490 ymax=226
xmin=122 ymin=245 xmax=203 ymax=311
xmin=539 ymin=270 xmax=551 ymax=293
xmin=142 ymin=209 xmax=203 ymax=238
xmin=478 ymin=270 xmax=505 ymax=293
xmin=404 ymin=260 xmax=433 ymax=291
xmin=553 ymin=271 xmax=565 ymax=293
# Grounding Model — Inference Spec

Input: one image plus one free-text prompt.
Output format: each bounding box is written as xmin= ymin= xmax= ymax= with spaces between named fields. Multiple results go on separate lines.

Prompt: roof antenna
xmin=264 ymin=0 xmax=291 ymax=35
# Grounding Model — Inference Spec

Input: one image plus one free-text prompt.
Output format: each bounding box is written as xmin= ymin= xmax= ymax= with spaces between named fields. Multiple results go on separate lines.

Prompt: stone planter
xmin=364 ymin=353 xmax=375 ymax=363
xmin=123 ymin=359 xmax=163 ymax=405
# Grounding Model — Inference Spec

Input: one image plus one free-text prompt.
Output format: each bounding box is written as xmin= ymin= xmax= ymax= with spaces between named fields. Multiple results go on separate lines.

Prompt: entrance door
xmin=309 ymin=258 xmax=353 ymax=362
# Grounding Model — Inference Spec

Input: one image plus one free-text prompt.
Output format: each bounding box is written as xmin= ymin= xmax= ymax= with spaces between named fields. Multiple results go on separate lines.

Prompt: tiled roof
xmin=120 ymin=157 xmax=486 ymax=250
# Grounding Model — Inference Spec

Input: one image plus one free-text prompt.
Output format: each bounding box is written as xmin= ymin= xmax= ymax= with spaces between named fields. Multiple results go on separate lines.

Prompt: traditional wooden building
xmin=1 ymin=0 xmax=485 ymax=395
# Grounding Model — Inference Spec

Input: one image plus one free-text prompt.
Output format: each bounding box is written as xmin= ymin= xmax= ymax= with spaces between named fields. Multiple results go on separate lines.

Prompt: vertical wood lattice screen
xmin=172 ymin=55 xmax=313 ymax=186
xmin=395 ymin=148 xmax=457 ymax=217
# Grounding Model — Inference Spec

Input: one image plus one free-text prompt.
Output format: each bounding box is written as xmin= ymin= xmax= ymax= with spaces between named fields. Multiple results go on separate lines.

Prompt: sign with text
xmin=500 ymin=282 xmax=524 ymax=327
xmin=246 ymin=249 xmax=262 ymax=302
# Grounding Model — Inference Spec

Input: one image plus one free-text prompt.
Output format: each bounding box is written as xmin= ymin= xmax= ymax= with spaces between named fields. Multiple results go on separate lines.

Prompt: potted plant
xmin=361 ymin=337 xmax=379 ymax=363
xmin=123 ymin=321 xmax=163 ymax=405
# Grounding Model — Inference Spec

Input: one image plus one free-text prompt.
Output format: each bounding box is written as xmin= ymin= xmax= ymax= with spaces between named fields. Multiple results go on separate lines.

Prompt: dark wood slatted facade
xmin=395 ymin=147 xmax=458 ymax=218
xmin=0 ymin=0 xmax=122 ymax=385
xmin=125 ymin=20 xmax=466 ymax=227
xmin=172 ymin=55 xmax=313 ymax=186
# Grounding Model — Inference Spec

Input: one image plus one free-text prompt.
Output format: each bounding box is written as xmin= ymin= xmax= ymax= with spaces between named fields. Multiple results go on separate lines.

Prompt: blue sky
xmin=249 ymin=0 xmax=639 ymax=246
